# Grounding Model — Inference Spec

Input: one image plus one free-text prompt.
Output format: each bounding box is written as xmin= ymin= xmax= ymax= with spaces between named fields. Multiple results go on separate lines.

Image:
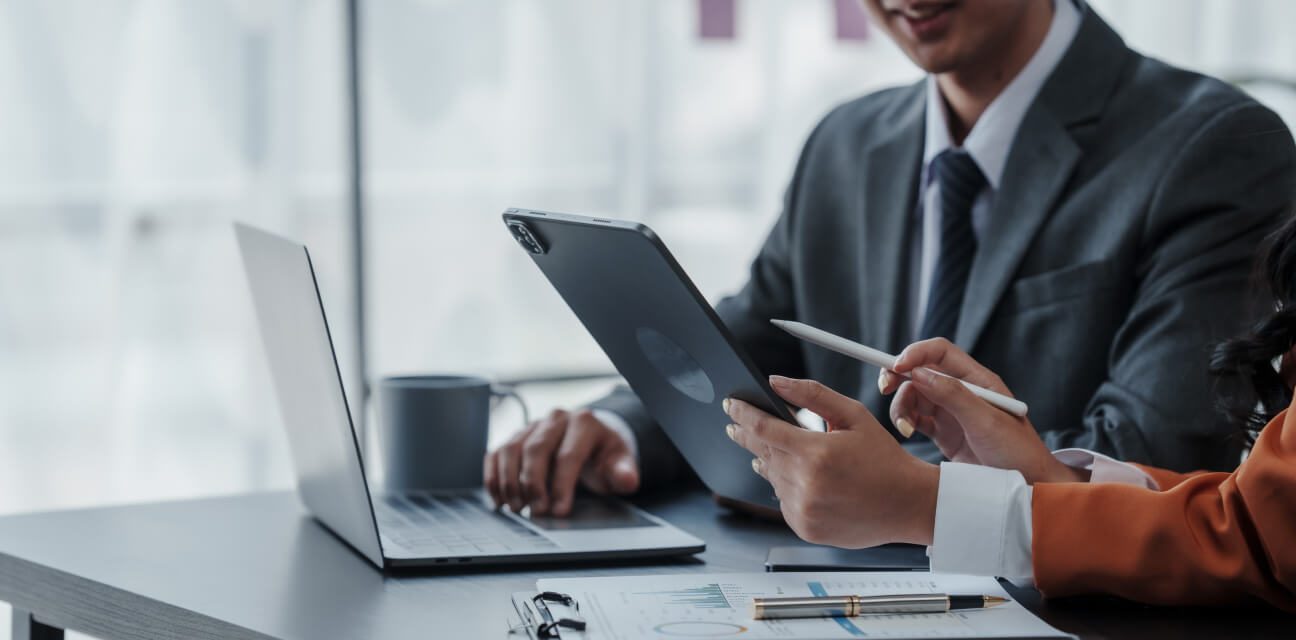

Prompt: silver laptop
xmin=235 ymin=223 xmax=705 ymax=569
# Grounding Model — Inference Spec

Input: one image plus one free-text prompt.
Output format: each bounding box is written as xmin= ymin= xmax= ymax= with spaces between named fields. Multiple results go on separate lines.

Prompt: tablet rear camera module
xmin=507 ymin=220 xmax=546 ymax=255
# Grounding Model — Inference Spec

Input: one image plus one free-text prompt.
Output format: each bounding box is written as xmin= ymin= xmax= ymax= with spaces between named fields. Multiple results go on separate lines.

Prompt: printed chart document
xmin=536 ymin=572 xmax=1073 ymax=639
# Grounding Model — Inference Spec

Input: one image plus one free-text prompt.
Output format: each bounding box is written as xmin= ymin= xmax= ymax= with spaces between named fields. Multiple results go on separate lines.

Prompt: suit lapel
xmin=955 ymin=113 xmax=1080 ymax=348
xmin=860 ymin=93 xmax=925 ymax=353
xmin=954 ymin=4 xmax=1133 ymax=350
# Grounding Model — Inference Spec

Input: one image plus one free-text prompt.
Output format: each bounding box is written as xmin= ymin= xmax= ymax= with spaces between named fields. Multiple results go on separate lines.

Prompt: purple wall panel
xmin=698 ymin=0 xmax=737 ymax=40
xmin=834 ymin=0 xmax=871 ymax=41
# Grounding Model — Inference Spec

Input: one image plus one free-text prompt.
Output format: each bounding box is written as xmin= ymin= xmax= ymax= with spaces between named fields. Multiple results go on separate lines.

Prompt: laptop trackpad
xmin=526 ymin=497 xmax=660 ymax=531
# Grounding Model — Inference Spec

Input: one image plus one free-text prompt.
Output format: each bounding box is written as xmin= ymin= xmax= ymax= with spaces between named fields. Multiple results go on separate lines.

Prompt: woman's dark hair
xmin=1209 ymin=214 xmax=1296 ymax=442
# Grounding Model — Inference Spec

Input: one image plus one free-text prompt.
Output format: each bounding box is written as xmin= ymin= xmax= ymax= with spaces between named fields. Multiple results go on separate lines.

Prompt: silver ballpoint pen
xmin=752 ymin=593 xmax=1009 ymax=620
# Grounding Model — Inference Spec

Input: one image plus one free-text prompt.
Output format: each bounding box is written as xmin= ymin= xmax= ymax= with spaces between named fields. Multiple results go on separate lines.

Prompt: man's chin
xmin=903 ymin=47 xmax=962 ymax=75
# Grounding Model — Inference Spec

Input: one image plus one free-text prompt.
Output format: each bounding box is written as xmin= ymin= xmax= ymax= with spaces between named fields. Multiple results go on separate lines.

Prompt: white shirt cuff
xmin=591 ymin=409 xmax=639 ymax=463
xmin=930 ymin=462 xmax=1035 ymax=584
xmin=1052 ymin=448 xmax=1159 ymax=489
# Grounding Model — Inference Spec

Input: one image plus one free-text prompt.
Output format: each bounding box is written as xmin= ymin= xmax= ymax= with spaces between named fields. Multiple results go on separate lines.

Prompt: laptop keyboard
xmin=375 ymin=491 xmax=558 ymax=555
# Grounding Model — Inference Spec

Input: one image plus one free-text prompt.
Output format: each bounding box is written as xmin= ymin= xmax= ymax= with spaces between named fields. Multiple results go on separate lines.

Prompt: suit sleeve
xmin=1032 ymin=407 xmax=1296 ymax=610
xmin=1041 ymin=103 xmax=1296 ymax=471
xmin=587 ymin=114 xmax=830 ymax=491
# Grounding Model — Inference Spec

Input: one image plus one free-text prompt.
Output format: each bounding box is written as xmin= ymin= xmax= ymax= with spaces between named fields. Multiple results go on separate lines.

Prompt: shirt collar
xmin=922 ymin=0 xmax=1082 ymax=190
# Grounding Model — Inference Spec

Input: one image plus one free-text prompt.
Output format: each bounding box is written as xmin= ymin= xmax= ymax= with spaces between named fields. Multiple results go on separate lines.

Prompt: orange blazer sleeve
xmin=1128 ymin=463 xmax=1203 ymax=490
xmin=1032 ymin=403 xmax=1296 ymax=610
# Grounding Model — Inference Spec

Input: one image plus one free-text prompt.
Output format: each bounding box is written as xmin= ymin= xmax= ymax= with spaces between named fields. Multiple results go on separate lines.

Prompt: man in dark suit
xmin=485 ymin=0 xmax=1296 ymax=517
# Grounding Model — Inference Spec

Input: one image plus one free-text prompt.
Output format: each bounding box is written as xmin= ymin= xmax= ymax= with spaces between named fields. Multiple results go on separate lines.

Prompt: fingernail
xmin=722 ymin=398 xmax=731 ymax=415
xmin=877 ymin=370 xmax=889 ymax=394
xmin=725 ymin=424 xmax=737 ymax=441
xmin=913 ymin=367 xmax=935 ymax=384
xmin=751 ymin=458 xmax=763 ymax=475
xmin=896 ymin=417 xmax=915 ymax=439
xmin=769 ymin=375 xmax=792 ymax=389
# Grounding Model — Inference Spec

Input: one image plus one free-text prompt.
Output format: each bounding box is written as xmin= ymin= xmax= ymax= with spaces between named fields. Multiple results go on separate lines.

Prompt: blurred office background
xmin=1 ymin=2 xmax=1295 ymax=633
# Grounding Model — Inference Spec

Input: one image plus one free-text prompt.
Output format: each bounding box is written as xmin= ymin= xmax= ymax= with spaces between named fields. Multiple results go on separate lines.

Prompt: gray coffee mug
xmin=377 ymin=375 xmax=525 ymax=492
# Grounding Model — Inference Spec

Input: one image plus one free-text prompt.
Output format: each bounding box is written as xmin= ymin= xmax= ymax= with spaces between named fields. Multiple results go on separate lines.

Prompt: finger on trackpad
xmin=525 ymin=497 xmax=659 ymax=530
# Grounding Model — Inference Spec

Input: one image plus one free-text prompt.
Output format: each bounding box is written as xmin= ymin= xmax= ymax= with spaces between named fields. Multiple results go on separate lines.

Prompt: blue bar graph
xmin=639 ymin=583 xmax=732 ymax=609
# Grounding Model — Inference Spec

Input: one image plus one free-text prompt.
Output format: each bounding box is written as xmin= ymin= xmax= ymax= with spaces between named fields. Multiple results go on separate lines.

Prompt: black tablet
xmin=503 ymin=207 xmax=798 ymax=510
xmin=765 ymin=544 xmax=930 ymax=572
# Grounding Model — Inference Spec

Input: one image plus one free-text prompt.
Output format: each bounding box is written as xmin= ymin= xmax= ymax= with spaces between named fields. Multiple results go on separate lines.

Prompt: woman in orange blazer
xmin=881 ymin=211 xmax=1296 ymax=609
xmin=723 ymin=215 xmax=1296 ymax=610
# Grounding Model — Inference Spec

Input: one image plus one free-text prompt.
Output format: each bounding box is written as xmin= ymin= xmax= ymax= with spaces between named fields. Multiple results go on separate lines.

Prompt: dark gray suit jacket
xmin=593 ymin=6 xmax=1296 ymax=490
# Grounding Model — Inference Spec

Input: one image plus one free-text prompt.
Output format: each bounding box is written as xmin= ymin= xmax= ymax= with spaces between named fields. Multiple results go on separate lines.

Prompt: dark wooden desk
xmin=0 ymin=490 xmax=1290 ymax=639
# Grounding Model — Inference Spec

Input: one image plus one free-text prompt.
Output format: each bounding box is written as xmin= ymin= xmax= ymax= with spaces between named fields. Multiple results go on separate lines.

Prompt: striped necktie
xmin=918 ymin=149 xmax=987 ymax=341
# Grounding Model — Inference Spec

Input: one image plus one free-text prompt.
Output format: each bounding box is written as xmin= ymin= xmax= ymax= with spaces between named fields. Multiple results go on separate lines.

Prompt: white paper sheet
xmin=536 ymin=572 xmax=1073 ymax=639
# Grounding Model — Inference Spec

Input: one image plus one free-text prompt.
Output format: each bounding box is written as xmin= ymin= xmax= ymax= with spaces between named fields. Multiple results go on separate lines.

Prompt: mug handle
xmin=490 ymin=384 xmax=531 ymax=429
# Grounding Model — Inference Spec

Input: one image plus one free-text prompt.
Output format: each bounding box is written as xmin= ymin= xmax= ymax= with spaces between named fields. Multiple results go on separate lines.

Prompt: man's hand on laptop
xmin=484 ymin=409 xmax=640 ymax=517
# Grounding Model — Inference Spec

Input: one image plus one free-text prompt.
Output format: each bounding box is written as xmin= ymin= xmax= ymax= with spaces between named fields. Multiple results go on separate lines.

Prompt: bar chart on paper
xmin=536 ymin=572 xmax=1072 ymax=639
xmin=640 ymin=583 xmax=735 ymax=609
xmin=630 ymin=582 xmax=765 ymax=637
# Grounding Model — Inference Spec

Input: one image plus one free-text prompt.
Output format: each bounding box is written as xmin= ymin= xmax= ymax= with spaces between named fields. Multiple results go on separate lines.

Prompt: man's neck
xmin=936 ymin=1 xmax=1055 ymax=144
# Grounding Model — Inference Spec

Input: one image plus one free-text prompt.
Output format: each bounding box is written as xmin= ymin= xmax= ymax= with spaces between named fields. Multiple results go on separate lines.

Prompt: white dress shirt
xmin=910 ymin=0 xmax=1081 ymax=338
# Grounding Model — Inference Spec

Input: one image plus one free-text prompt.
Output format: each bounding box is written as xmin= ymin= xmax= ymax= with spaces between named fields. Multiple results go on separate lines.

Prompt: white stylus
xmin=770 ymin=319 xmax=1029 ymax=417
